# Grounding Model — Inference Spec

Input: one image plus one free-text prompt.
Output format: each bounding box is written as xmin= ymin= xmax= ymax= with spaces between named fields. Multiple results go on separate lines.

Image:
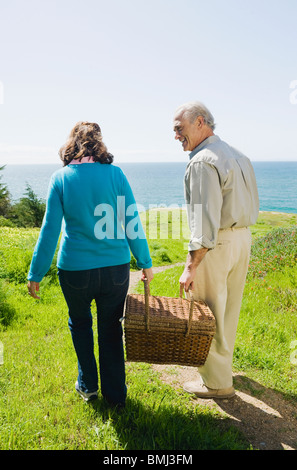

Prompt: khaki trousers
xmin=191 ymin=227 xmax=252 ymax=389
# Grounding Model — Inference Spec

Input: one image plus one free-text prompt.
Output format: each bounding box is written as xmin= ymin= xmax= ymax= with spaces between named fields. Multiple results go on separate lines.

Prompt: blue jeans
xmin=58 ymin=263 xmax=130 ymax=405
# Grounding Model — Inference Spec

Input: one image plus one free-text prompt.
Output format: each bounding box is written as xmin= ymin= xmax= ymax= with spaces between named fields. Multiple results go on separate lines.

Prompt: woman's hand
xmin=27 ymin=281 xmax=40 ymax=300
xmin=141 ymin=267 xmax=154 ymax=283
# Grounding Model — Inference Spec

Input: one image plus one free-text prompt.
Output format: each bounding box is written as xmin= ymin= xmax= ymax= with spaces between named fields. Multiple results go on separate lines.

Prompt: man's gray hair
xmin=175 ymin=101 xmax=216 ymax=131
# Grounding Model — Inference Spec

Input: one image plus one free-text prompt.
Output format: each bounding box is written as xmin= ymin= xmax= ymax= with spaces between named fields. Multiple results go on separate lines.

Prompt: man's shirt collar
xmin=189 ymin=135 xmax=220 ymax=160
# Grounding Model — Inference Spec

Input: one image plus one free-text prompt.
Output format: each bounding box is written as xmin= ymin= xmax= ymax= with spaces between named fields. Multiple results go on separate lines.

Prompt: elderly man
xmin=174 ymin=101 xmax=259 ymax=398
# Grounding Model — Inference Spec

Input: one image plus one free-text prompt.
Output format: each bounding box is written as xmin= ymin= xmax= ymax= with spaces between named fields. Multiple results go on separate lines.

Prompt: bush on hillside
xmin=8 ymin=184 xmax=46 ymax=228
xmin=0 ymin=165 xmax=11 ymax=218
xmin=248 ymin=226 xmax=297 ymax=280
xmin=0 ymin=216 xmax=15 ymax=227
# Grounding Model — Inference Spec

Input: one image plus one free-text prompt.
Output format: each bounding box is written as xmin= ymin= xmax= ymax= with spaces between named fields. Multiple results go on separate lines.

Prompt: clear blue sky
xmin=0 ymin=0 xmax=296 ymax=164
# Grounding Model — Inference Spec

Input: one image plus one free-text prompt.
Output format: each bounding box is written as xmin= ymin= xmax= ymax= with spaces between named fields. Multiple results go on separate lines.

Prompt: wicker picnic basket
xmin=124 ymin=281 xmax=216 ymax=367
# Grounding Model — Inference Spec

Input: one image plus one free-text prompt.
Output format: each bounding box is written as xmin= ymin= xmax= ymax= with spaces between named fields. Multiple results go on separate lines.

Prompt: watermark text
xmin=93 ymin=200 xmax=196 ymax=244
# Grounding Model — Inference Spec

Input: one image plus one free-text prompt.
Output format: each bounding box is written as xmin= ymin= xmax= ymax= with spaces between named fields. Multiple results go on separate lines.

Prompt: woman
xmin=27 ymin=121 xmax=153 ymax=407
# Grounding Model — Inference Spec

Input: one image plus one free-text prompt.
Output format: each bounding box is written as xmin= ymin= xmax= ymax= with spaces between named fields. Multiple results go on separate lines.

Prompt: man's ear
xmin=195 ymin=115 xmax=204 ymax=128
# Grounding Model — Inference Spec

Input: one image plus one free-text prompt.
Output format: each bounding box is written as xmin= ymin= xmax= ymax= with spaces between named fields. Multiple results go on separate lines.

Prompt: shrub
xmin=156 ymin=248 xmax=172 ymax=263
xmin=0 ymin=216 xmax=15 ymax=227
xmin=130 ymin=255 xmax=140 ymax=271
xmin=8 ymin=184 xmax=45 ymax=228
xmin=248 ymin=226 xmax=297 ymax=280
xmin=0 ymin=165 xmax=11 ymax=218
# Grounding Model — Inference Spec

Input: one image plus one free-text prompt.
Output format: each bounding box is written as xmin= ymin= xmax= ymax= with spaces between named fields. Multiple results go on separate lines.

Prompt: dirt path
xmin=151 ymin=364 xmax=297 ymax=450
xmin=128 ymin=265 xmax=297 ymax=451
xmin=128 ymin=263 xmax=184 ymax=293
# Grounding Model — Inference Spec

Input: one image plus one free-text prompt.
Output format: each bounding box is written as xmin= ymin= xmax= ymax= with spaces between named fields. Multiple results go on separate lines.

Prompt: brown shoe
xmin=183 ymin=380 xmax=235 ymax=399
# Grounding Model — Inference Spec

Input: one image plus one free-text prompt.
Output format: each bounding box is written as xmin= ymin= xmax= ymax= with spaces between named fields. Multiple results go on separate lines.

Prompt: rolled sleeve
xmin=185 ymin=162 xmax=222 ymax=251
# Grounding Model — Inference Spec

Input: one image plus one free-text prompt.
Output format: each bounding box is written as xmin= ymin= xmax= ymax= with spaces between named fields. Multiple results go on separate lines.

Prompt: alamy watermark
xmin=289 ymin=80 xmax=297 ymax=105
xmin=0 ymin=81 xmax=3 ymax=104
xmin=93 ymin=199 xmax=200 ymax=245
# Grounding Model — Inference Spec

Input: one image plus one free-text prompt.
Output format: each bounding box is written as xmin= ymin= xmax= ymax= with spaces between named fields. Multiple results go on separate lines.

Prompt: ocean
xmin=1 ymin=161 xmax=296 ymax=214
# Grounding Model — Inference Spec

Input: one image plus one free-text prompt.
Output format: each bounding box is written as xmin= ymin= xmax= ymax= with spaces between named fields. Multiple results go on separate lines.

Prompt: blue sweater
xmin=28 ymin=162 xmax=152 ymax=282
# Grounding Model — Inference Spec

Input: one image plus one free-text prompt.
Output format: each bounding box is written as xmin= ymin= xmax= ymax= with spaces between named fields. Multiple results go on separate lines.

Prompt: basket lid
xmin=125 ymin=294 xmax=216 ymax=334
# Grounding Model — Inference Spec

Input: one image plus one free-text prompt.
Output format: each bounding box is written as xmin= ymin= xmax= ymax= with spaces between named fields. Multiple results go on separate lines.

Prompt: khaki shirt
xmin=184 ymin=135 xmax=259 ymax=251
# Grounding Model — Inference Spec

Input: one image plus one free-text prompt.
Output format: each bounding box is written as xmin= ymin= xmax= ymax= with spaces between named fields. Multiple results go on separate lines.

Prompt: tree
xmin=9 ymin=184 xmax=46 ymax=227
xmin=0 ymin=165 xmax=11 ymax=217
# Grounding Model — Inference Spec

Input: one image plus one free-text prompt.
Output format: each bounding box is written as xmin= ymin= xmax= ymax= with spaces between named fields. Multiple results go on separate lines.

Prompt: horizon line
xmin=1 ymin=160 xmax=297 ymax=166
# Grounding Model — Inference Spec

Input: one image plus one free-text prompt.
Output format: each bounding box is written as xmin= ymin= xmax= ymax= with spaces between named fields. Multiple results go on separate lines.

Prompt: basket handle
xmin=180 ymin=285 xmax=195 ymax=336
xmin=143 ymin=280 xmax=194 ymax=335
xmin=143 ymin=278 xmax=150 ymax=331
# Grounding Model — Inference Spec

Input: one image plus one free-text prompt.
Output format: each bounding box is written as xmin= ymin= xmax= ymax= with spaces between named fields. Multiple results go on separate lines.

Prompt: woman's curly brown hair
xmin=59 ymin=121 xmax=114 ymax=166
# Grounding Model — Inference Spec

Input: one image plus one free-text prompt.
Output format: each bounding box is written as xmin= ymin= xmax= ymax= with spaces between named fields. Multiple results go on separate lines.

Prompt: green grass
xmin=0 ymin=210 xmax=297 ymax=450
xmin=0 ymin=283 xmax=248 ymax=450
